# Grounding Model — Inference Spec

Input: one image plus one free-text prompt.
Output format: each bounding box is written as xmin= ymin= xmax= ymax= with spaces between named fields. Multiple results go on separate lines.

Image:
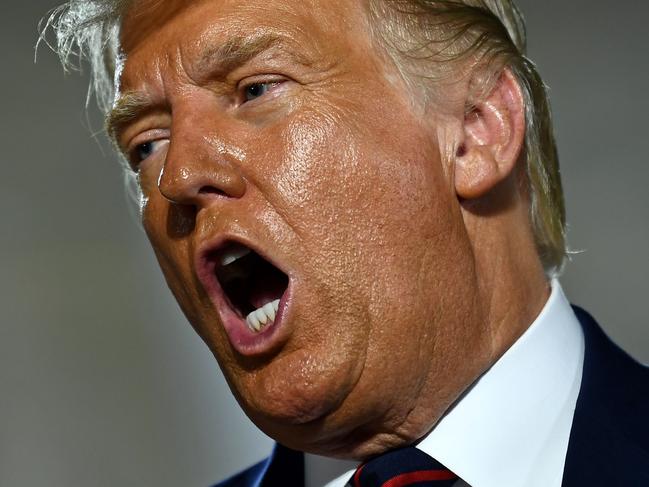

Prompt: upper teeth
xmin=220 ymin=246 xmax=251 ymax=267
xmin=246 ymin=299 xmax=280 ymax=332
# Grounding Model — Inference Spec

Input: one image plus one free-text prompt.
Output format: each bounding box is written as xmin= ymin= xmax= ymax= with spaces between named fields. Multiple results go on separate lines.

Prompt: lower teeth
xmin=246 ymin=299 xmax=281 ymax=332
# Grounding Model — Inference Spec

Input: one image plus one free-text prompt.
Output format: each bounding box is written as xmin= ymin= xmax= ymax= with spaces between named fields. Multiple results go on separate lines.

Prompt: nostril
xmin=199 ymin=186 xmax=228 ymax=197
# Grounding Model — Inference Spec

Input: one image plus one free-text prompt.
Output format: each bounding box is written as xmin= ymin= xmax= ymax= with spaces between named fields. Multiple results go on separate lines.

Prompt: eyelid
xmin=126 ymin=128 xmax=170 ymax=153
xmin=125 ymin=129 xmax=170 ymax=170
xmin=238 ymin=76 xmax=288 ymax=103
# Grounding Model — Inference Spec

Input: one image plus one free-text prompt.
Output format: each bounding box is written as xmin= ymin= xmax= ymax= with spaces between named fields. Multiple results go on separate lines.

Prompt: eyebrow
xmin=105 ymin=90 xmax=157 ymax=144
xmin=106 ymin=32 xmax=293 ymax=142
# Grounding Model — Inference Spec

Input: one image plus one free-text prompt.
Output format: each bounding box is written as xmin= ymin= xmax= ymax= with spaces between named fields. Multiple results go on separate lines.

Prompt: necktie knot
xmin=348 ymin=446 xmax=458 ymax=487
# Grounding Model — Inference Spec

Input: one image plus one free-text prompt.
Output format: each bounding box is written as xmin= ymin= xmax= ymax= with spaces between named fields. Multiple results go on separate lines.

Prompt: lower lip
xmin=198 ymin=259 xmax=292 ymax=356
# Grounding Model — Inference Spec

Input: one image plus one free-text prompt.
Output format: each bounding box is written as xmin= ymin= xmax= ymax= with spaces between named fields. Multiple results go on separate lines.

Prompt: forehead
xmin=110 ymin=0 xmax=390 ymax=143
xmin=119 ymin=0 xmax=370 ymax=62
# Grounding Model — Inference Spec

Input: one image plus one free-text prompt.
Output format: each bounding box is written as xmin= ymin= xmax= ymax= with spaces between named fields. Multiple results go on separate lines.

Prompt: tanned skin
xmin=112 ymin=0 xmax=548 ymax=460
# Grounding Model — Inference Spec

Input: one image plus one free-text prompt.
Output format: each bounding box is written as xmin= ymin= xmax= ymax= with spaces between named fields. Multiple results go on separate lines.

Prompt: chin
xmin=234 ymin=370 xmax=424 ymax=460
xmin=261 ymin=415 xmax=426 ymax=461
xmin=224 ymin=338 xmax=365 ymax=429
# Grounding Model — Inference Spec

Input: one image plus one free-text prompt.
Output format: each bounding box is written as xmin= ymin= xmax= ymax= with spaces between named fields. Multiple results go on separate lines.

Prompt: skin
xmin=113 ymin=0 xmax=548 ymax=459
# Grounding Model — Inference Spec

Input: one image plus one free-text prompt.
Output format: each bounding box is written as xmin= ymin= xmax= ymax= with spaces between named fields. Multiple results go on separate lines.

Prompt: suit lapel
xmin=562 ymin=306 xmax=649 ymax=486
xmin=258 ymin=443 xmax=305 ymax=487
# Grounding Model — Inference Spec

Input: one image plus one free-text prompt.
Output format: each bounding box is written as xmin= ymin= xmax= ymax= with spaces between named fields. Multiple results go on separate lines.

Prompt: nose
xmin=158 ymin=136 xmax=247 ymax=208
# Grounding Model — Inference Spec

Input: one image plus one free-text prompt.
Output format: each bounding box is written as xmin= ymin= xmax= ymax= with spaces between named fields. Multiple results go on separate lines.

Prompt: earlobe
xmin=454 ymin=69 xmax=526 ymax=200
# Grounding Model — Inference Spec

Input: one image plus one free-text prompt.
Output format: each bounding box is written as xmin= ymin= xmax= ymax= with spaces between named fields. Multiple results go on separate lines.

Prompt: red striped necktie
xmin=347 ymin=446 xmax=459 ymax=487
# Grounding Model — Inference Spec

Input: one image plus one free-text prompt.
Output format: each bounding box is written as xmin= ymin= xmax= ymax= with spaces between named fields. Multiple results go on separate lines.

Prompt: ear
xmin=454 ymin=69 xmax=526 ymax=200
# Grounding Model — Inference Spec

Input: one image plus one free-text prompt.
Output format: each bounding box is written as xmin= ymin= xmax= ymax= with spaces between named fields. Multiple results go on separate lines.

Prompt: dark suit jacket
xmin=214 ymin=306 xmax=649 ymax=486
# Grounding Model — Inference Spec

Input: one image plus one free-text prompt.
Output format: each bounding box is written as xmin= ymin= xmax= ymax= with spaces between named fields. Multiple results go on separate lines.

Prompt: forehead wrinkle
xmin=198 ymin=32 xmax=280 ymax=71
xmin=192 ymin=29 xmax=317 ymax=80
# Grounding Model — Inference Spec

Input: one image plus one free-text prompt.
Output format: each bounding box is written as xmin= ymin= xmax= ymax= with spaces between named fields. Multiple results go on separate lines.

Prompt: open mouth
xmin=213 ymin=243 xmax=289 ymax=333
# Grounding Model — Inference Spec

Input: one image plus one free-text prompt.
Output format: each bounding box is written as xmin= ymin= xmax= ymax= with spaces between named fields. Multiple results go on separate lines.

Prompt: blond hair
xmin=40 ymin=0 xmax=566 ymax=273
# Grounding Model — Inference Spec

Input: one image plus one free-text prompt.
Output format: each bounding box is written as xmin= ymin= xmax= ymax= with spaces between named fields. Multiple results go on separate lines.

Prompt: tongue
xmin=249 ymin=270 xmax=286 ymax=310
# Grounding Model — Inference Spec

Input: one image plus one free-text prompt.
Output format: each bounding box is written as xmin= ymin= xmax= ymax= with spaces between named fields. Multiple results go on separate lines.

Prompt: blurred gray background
xmin=1 ymin=1 xmax=647 ymax=486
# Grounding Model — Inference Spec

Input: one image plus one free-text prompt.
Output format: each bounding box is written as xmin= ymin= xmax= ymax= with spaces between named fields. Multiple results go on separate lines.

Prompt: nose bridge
xmin=158 ymin=102 xmax=247 ymax=205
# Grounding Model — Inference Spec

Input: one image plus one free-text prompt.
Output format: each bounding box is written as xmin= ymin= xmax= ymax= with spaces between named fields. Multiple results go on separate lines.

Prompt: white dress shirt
xmin=305 ymin=280 xmax=585 ymax=487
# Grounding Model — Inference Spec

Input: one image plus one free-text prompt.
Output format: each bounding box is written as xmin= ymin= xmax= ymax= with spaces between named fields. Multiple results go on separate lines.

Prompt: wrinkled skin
xmin=114 ymin=0 xmax=548 ymax=459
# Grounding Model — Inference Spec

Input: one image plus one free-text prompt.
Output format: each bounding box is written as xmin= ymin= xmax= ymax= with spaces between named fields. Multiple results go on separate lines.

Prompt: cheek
xmin=141 ymin=198 xmax=190 ymax=303
xmin=271 ymin=111 xmax=353 ymax=217
xmin=255 ymin=105 xmax=467 ymax=385
xmin=138 ymin=174 xmax=215 ymax=338
xmin=138 ymin=160 xmax=197 ymax=265
xmin=140 ymin=168 xmax=175 ymax=264
xmin=269 ymin=103 xmax=461 ymax=294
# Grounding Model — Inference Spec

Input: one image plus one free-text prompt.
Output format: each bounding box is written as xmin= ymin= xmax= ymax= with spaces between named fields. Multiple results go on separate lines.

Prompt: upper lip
xmin=194 ymin=233 xmax=289 ymax=308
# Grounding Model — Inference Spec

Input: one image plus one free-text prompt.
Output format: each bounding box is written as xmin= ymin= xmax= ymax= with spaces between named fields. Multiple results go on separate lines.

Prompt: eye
xmin=136 ymin=141 xmax=155 ymax=161
xmin=129 ymin=139 xmax=168 ymax=170
xmin=243 ymin=81 xmax=282 ymax=102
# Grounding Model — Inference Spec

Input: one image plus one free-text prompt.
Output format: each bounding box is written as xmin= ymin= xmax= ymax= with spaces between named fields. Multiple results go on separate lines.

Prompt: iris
xmin=244 ymin=82 xmax=278 ymax=102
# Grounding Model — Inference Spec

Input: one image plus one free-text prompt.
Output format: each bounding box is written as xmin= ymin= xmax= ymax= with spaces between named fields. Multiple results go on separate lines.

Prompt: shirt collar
xmin=318 ymin=280 xmax=584 ymax=487
xmin=417 ymin=280 xmax=584 ymax=487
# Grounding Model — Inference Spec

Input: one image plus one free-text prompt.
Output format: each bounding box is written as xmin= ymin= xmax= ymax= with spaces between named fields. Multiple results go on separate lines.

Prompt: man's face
xmin=116 ymin=0 xmax=489 ymax=458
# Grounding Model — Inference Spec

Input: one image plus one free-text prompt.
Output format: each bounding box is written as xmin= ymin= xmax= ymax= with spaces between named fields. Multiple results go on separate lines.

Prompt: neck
xmin=463 ymin=177 xmax=551 ymax=367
